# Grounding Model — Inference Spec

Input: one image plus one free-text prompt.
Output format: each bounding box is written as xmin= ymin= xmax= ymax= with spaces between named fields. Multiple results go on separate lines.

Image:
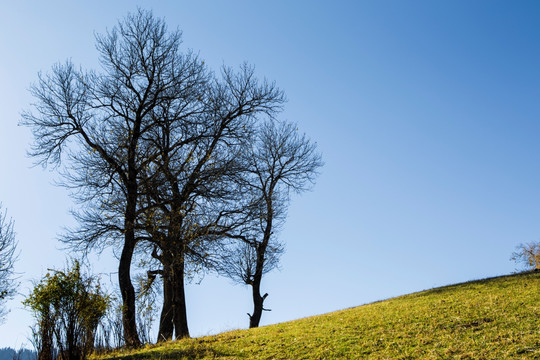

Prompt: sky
xmin=1 ymin=0 xmax=540 ymax=349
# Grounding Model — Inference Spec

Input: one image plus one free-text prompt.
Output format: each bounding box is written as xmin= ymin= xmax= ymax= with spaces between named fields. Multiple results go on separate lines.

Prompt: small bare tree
xmin=511 ymin=241 xmax=540 ymax=271
xmin=94 ymin=295 xmax=124 ymax=351
xmin=217 ymin=120 xmax=322 ymax=328
xmin=0 ymin=204 xmax=17 ymax=323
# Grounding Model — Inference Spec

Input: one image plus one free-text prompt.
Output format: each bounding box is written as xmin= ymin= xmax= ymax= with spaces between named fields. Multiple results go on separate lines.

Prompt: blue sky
xmin=1 ymin=1 xmax=539 ymax=348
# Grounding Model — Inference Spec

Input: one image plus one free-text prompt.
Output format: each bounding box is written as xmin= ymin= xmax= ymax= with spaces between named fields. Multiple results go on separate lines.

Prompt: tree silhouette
xmin=217 ymin=120 xmax=322 ymax=328
xmin=0 ymin=204 xmax=17 ymax=323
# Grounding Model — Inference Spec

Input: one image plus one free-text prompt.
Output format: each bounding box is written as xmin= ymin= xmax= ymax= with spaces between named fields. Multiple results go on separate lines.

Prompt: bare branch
xmin=0 ymin=203 xmax=17 ymax=323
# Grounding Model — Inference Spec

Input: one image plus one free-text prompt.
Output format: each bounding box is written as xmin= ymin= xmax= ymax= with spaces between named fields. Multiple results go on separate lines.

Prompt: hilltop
xmin=96 ymin=271 xmax=540 ymax=359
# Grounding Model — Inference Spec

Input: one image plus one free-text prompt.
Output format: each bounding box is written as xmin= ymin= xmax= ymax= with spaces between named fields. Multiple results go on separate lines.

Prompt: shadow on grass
xmin=106 ymin=344 xmax=239 ymax=360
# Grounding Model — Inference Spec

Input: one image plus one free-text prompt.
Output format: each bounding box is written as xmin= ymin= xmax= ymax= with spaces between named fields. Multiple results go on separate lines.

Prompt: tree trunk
xmin=118 ymin=229 xmax=141 ymax=347
xmin=119 ymin=156 xmax=142 ymax=347
xmin=249 ymin=196 xmax=273 ymax=329
xmin=38 ymin=315 xmax=54 ymax=360
xmin=172 ymin=257 xmax=190 ymax=339
xmin=249 ymin=237 xmax=270 ymax=329
xmin=249 ymin=276 xmax=267 ymax=328
xmin=157 ymin=268 xmax=174 ymax=342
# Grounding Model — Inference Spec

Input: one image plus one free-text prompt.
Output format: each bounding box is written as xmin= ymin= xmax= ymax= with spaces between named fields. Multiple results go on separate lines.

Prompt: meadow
xmin=96 ymin=271 xmax=540 ymax=359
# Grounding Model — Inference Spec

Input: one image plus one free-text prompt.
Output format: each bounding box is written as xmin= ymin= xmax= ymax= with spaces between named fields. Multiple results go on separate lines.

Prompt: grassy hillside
xmin=97 ymin=271 xmax=540 ymax=359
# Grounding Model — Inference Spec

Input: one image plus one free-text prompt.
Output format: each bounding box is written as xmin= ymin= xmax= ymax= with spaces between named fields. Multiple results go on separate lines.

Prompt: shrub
xmin=511 ymin=241 xmax=540 ymax=271
xmin=24 ymin=261 xmax=109 ymax=360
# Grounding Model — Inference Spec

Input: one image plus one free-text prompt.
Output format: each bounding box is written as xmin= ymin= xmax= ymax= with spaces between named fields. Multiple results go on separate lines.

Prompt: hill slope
xmin=99 ymin=271 xmax=540 ymax=359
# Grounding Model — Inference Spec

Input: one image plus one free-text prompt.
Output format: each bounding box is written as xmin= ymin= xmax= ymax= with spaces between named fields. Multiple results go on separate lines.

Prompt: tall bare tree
xmin=0 ymin=203 xmax=17 ymax=323
xmin=217 ymin=120 xmax=322 ymax=328
xmin=22 ymin=9 xmax=207 ymax=346
xmin=137 ymin=64 xmax=285 ymax=341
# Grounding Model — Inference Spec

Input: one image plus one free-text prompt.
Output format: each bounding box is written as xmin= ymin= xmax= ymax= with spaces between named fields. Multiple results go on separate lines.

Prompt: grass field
xmin=96 ymin=271 xmax=540 ymax=359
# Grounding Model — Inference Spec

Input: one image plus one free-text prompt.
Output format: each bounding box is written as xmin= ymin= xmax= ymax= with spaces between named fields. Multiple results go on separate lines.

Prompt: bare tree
xmin=21 ymin=9 xmax=208 ymax=347
xmin=0 ymin=204 xmax=17 ymax=323
xmin=511 ymin=241 xmax=540 ymax=271
xmin=217 ymin=120 xmax=322 ymax=328
xmin=94 ymin=295 xmax=124 ymax=351
xmin=137 ymin=64 xmax=285 ymax=341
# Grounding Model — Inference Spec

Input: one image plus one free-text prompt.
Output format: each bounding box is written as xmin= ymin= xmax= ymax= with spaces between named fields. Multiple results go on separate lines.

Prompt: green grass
xmin=96 ymin=271 xmax=540 ymax=359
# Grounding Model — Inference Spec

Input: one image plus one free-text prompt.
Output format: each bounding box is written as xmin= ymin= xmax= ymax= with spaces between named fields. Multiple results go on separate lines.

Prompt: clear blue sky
xmin=1 ymin=0 xmax=539 ymax=348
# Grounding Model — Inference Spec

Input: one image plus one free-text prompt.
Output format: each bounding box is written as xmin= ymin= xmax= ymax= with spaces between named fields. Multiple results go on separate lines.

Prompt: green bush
xmin=24 ymin=261 xmax=109 ymax=360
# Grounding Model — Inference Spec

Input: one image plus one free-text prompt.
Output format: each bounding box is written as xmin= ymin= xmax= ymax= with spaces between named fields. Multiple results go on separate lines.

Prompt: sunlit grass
xmin=94 ymin=271 xmax=540 ymax=359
